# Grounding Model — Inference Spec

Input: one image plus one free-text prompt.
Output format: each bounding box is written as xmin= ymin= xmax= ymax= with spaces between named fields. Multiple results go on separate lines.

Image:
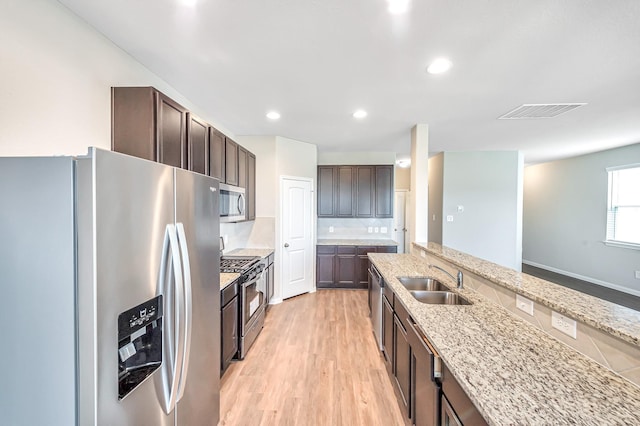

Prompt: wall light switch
xmin=374 ymin=227 xmax=379 ymax=233
xmin=457 ymin=205 xmax=464 ymax=213
xmin=381 ymin=227 xmax=387 ymax=233
xmin=329 ymin=226 xmax=334 ymax=233
xmin=446 ymin=215 xmax=454 ymax=222
xmin=551 ymin=311 xmax=577 ymax=339
xmin=432 ymin=214 xmax=436 ymax=221
xmin=368 ymin=227 xmax=373 ymax=233
xmin=635 ymin=270 xmax=640 ymax=279
xmin=516 ymin=295 xmax=534 ymax=316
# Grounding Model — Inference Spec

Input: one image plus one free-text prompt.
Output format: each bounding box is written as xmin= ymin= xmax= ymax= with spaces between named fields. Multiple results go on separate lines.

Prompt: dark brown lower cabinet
xmin=382 ymin=293 xmax=394 ymax=375
xmin=266 ymin=252 xmax=275 ymax=308
xmin=221 ymin=281 xmax=239 ymax=376
xmin=394 ymin=302 xmax=411 ymax=417
xmin=316 ymin=244 xmax=397 ymax=289
xmin=408 ymin=317 xmax=441 ymax=426
xmin=441 ymin=364 xmax=488 ymax=426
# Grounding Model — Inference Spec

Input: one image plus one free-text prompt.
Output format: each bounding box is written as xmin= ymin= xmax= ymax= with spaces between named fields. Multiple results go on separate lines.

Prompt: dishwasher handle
xmin=369 ymin=265 xmax=382 ymax=285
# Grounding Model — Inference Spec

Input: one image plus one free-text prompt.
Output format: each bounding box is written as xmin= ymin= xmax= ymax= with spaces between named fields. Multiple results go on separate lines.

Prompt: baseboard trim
xmin=268 ymin=298 xmax=283 ymax=305
xmin=522 ymin=260 xmax=640 ymax=298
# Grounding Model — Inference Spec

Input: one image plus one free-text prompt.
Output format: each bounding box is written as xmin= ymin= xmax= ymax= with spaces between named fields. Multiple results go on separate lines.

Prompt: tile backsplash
xmin=317 ymin=218 xmax=394 ymax=239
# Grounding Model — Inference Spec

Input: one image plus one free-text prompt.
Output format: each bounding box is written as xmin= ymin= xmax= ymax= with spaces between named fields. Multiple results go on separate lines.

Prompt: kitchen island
xmin=368 ymin=251 xmax=640 ymax=425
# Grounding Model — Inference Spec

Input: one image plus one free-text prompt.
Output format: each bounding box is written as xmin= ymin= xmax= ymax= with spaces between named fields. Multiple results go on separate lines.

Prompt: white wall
xmin=0 ymin=0 xmax=233 ymax=157
xmin=442 ymin=151 xmax=524 ymax=270
xmin=410 ymin=125 xmax=429 ymax=243
xmin=318 ymin=151 xmax=395 ymax=165
xmin=523 ymin=143 xmax=640 ymax=295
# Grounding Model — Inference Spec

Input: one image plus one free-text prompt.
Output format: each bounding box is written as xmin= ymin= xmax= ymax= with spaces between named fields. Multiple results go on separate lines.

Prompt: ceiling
xmin=56 ymin=0 xmax=640 ymax=164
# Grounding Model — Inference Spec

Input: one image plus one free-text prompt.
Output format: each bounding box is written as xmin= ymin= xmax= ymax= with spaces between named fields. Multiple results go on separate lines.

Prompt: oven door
xmin=219 ymin=183 xmax=246 ymax=223
xmin=242 ymin=272 xmax=265 ymax=328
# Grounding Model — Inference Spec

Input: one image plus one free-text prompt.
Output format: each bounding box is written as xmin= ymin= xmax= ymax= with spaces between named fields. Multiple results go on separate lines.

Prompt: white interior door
xmin=281 ymin=177 xmax=314 ymax=299
xmin=394 ymin=191 xmax=408 ymax=253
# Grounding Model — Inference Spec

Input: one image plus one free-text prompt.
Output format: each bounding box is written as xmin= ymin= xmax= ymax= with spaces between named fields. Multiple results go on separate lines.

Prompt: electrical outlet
xmin=446 ymin=215 xmax=454 ymax=222
xmin=516 ymin=295 xmax=534 ymax=316
xmin=374 ymin=227 xmax=379 ymax=233
xmin=367 ymin=227 xmax=373 ymax=233
xmin=635 ymin=270 xmax=640 ymax=279
xmin=381 ymin=227 xmax=387 ymax=233
xmin=432 ymin=214 xmax=436 ymax=221
xmin=329 ymin=226 xmax=334 ymax=233
xmin=551 ymin=311 xmax=577 ymax=339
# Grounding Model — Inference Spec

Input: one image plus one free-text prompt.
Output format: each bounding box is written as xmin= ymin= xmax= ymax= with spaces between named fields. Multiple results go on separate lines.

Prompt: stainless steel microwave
xmin=219 ymin=183 xmax=246 ymax=222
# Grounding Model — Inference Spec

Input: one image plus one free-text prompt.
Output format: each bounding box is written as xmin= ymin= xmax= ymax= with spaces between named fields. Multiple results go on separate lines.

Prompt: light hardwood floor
xmin=219 ymin=289 xmax=406 ymax=426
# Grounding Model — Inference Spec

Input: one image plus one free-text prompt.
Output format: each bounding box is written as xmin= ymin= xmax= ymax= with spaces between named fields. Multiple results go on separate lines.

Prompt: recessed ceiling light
xmin=387 ymin=0 xmax=410 ymax=15
xmin=427 ymin=58 xmax=452 ymax=75
xmin=396 ymin=159 xmax=411 ymax=168
xmin=353 ymin=110 xmax=368 ymax=119
xmin=266 ymin=111 xmax=281 ymax=120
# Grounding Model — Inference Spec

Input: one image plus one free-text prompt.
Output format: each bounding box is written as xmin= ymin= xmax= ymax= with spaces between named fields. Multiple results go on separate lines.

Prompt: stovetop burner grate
xmin=220 ymin=256 xmax=260 ymax=273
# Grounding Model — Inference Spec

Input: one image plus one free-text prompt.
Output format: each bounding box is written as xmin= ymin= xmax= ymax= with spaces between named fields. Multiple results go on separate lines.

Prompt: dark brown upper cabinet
xmin=355 ymin=166 xmax=374 ymax=217
xmin=209 ymin=127 xmax=226 ymax=182
xmin=317 ymin=166 xmax=337 ymax=217
xmin=317 ymin=165 xmax=394 ymax=218
xmin=237 ymin=146 xmax=247 ymax=189
xmin=225 ymin=139 xmax=239 ymax=186
xmin=112 ymin=87 xmax=187 ymax=168
xmin=247 ymin=153 xmax=256 ymax=220
xmin=187 ymin=113 xmax=209 ymax=175
xmin=375 ymin=165 xmax=394 ymax=218
xmin=336 ymin=166 xmax=355 ymax=217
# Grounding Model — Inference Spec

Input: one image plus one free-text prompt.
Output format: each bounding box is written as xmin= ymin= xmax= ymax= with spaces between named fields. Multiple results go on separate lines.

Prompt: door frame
xmin=274 ymin=175 xmax=316 ymax=304
xmin=394 ymin=189 xmax=410 ymax=253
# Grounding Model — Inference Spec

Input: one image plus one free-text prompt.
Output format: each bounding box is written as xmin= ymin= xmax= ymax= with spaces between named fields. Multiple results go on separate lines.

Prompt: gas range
xmin=220 ymin=256 xmax=261 ymax=273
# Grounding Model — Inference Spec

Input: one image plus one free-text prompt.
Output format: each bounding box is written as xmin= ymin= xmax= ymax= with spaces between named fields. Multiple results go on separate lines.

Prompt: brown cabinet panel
xmin=355 ymin=166 xmax=374 ymax=217
xmin=316 ymin=252 xmax=336 ymax=288
xmin=377 ymin=245 xmax=398 ymax=253
xmin=317 ymin=166 xmax=337 ymax=217
xmin=209 ymin=128 xmax=225 ymax=182
xmin=356 ymin=246 xmax=377 ymax=287
xmin=382 ymin=294 xmax=394 ymax=375
xmin=221 ymin=283 xmax=239 ymax=376
xmin=336 ymin=166 xmax=355 ymax=217
xmin=225 ymin=139 xmax=239 ymax=186
xmin=442 ymin=364 xmax=488 ymax=426
xmin=156 ymin=92 xmax=187 ymax=168
xmin=375 ymin=165 xmax=394 ymax=218
xmin=247 ymin=153 xmax=256 ymax=220
xmin=187 ymin=113 xmax=209 ymax=175
xmin=394 ymin=313 xmax=410 ymax=415
xmin=238 ymin=146 xmax=247 ymax=188
xmin=336 ymin=253 xmax=356 ymax=287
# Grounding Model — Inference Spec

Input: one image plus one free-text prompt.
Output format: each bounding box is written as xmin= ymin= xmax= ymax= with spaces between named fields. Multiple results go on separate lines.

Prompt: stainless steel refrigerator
xmin=0 ymin=148 xmax=220 ymax=425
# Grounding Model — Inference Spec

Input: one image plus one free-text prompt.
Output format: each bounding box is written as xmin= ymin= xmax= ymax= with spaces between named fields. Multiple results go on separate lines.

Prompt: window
xmin=606 ymin=164 xmax=640 ymax=247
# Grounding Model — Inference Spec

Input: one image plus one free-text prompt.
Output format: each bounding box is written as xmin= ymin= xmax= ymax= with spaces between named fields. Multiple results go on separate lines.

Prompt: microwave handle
xmin=238 ymin=193 xmax=246 ymax=214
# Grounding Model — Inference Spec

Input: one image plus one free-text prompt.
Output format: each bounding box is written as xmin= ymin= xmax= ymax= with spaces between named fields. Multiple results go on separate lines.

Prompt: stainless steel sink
xmin=397 ymin=276 xmax=450 ymax=291
xmin=409 ymin=290 xmax=472 ymax=305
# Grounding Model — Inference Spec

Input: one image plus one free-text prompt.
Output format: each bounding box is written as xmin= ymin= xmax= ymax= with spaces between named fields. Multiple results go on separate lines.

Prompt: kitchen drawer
xmin=221 ymin=280 xmax=239 ymax=307
xmin=357 ymin=246 xmax=377 ymax=255
xmin=337 ymin=245 xmax=356 ymax=255
xmin=394 ymin=298 xmax=411 ymax=331
xmin=317 ymin=245 xmax=337 ymax=254
xmin=377 ymin=245 xmax=398 ymax=253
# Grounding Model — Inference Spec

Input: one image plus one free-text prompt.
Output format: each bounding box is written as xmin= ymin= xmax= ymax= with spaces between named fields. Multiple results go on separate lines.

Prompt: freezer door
xmin=77 ymin=149 xmax=176 ymax=426
xmin=174 ymin=168 xmax=221 ymax=425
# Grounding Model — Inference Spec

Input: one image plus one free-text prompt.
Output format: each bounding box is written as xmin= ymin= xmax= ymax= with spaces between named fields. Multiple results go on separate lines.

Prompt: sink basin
xmin=397 ymin=277 xmax=450 ymax=291
xmin=409 ymin=290 xmax=472 ymax=305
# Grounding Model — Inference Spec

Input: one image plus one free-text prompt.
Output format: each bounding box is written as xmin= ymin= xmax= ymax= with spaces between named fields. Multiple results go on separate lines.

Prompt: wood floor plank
xmin=220 ymin=289 xmax=406 ymax=426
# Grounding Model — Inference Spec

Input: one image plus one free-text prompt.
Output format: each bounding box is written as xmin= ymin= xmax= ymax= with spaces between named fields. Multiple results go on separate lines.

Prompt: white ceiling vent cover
xmin=498 ymin=103 xmax=586 ymax=119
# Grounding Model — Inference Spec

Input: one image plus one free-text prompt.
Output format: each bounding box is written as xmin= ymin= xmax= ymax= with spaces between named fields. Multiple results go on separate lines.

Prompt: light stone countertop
xmin=368 ymin=253 xmax=640 ymax=425
xmin=414 ymin=242 xmax=640 ymax=347
xmin=317 ymin=238 xmax=398 ymax=246
xmin=226 ymin=248 xmax=274 ymax=259
xmin=220 ymin=272 xmax=240 ymax=290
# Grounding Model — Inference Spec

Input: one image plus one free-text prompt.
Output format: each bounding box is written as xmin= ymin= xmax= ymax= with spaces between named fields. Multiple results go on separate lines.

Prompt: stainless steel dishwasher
xmin=368 ymin=264 xmax=383 ymax=351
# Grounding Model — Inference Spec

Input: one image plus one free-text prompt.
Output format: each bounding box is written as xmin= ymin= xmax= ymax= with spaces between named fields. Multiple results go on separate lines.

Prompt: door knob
xmin=284 ymin=243 xmax=290 ymax=248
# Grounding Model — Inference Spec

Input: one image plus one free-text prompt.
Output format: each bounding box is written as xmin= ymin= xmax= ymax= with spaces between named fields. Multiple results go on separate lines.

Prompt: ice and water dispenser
xmin=118 ymin=295 xmax=163 ymax=400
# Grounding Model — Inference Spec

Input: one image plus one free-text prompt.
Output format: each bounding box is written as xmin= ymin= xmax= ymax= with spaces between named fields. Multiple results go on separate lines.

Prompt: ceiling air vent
xmin=498 ymin=103 xmax=586 ymax=119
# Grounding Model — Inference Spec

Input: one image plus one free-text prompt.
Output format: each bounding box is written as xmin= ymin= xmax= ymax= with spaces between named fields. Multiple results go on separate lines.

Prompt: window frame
xmin=605 ymin=163 xmax=640 ymax=250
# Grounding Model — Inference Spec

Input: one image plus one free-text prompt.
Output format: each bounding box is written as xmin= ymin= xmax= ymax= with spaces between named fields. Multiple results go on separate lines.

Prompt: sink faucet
xmin=429 ymin=264 xmax=463 ymax=289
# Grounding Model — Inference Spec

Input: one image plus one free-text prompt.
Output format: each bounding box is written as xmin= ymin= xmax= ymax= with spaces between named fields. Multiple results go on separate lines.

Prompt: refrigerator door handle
xmin=159 ymin=224 xmax=184 ymax=414
xmin=175 ymin=222 xmax=193 ymax=402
